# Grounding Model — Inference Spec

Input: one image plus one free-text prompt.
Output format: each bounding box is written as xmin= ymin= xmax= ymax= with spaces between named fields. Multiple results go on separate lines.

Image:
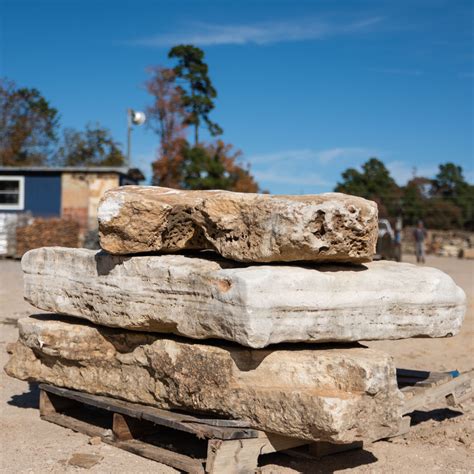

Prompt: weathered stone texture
xmin=22 ymin=247 xmax=466 ymax=348
xmin=97 ymin=186 xmax=378 ymax=263
xmin=5 ymin=316 xmax=404 ymax=443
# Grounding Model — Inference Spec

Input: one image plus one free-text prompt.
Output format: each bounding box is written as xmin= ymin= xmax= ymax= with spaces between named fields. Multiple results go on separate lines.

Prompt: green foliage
xmin=401 ymin=177 xmax=431 ymax=225
xmin=431 ymin=163 xmax=474 ymax=228
xmin=56 ymin=123 xmax=125 ymax=167
xmin=168 ymin=45 xmax=222 ymax=144
xmin=175 ymin=140 xmax=260 ymax=192
xmin=335 ymin=159 xmax=473 ymax=230
xmin=423 ymin=198 xmax=464 ymax=229
xmin=179 ymin=142 xmax=234 ymax=190
xmin=433 ymin=163 xmax=466 ymax=198
xmin=335 ymin=158 xmax=401 ymax=217
xmin=0 ymin=78 xmax=59 ymax=166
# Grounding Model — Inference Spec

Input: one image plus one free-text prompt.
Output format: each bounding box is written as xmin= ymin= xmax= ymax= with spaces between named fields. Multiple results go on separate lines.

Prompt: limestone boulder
xmin=5 ymin=316 xmax=404 ymax=443
xmin=22 ymin=247 xmax=466 ymax=348
xmin=98 ymin=186 xmax=378 ymax=263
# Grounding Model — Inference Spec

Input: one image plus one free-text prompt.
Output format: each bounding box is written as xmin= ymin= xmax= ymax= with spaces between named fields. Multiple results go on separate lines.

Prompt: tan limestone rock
xmin=5 ymin=316 xmax=404 ymax=443
xmin=22 ymin=247 xmax=466 ymax=348
xmin=98 ymin=186 xmax=378 ymax=263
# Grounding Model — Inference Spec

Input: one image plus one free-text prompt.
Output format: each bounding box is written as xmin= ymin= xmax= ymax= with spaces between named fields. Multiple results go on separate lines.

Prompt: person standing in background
xmin=394 ymin=216 xmax=403 ymax=262
xmin=413 ymin=220 xmax=427 ymax=264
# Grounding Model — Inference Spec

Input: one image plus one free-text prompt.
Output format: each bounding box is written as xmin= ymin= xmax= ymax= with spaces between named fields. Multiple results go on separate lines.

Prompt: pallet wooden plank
xmin=402 ymin=371 xmax=473 ymax=414
xmin=206 ymin=439 xmax=261 ymax=473
xmin=39 ymin=386 xmax=312 ymax=472
xmin=41 ymin=412 xmax=108 ymax=439
xmin=206 ymin=432 xmax=310 ymax=472
xmin=115 ymin=439 xmax=205 ymax=474
xmin=39 ymin=384 xmax=258 ymax=440
xmin=42 ymin=411 xmax=204 ymax=473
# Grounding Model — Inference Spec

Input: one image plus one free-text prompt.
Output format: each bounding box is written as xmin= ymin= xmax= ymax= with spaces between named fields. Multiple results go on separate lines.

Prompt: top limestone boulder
xmin=98 ymin=186 xmax=378 ymax=263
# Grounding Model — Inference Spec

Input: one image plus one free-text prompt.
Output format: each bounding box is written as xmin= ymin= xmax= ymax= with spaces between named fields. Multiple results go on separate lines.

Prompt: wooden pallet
xmin=392 ymin=368 xmax=473 ymax=437
xmin=39 ymin=384 xmax=308 ymax=473
xmin=397 ymin=368 xmax=473 ymax=414
xmin=38 ymin=368 xmax=473 ymax=473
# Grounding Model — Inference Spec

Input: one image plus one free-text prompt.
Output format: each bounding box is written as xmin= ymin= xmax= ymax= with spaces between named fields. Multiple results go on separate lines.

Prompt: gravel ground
xmin=1 ymin=254 xmax=473 ymax=473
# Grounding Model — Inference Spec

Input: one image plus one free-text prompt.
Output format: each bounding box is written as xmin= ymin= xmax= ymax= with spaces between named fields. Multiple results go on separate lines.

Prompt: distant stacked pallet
xmin=5 ymin=186 xmax=467 ymax=448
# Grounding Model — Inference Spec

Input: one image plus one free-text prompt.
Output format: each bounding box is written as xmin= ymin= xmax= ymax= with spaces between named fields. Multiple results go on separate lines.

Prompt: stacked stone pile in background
xmin=5 ymin=186 xmax=467 ymax=445
xmin=402 ymin=227 xmax=473 ymax=258
xmin=15 ymin=218 xmax=80 ymax=257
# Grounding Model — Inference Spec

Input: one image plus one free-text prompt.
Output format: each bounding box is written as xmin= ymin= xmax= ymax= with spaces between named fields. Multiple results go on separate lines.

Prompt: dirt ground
xmin=1 ymin=254 xmax=473 ymax=473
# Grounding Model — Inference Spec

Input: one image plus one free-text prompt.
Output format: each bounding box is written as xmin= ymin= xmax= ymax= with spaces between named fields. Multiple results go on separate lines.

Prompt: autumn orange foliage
xmin=206 ymin=140 xmax=260 ymax=193
xmin=146 ymin=67 xmax=187 ymax=187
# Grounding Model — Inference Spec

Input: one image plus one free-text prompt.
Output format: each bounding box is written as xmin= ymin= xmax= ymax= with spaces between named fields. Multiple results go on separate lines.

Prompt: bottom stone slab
xmin=4 ymin=315 xmax=404 ymax=443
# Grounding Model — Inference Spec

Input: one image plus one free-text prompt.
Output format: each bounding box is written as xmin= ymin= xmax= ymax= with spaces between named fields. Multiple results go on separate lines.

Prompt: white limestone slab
xmin=22 ymin=247 xmax=466 ymax=348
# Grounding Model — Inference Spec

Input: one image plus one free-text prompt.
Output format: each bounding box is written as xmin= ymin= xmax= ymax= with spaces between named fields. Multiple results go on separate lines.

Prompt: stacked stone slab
xmin=20 ymin=247 xmax=465 ymax=347
xmin=97 ymin=186 xmax=378 ymax=263
xmin=5 ymin=187 xmax=466 ymax=445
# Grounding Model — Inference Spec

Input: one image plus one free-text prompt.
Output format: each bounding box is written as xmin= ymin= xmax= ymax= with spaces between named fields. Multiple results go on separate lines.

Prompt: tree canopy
xmin=55 ymin=123 xmax=126 ymax=167
xmin=431 ymin=163 xmax=474 ymax=227
xmin=336 ymin=159 xmax=473 ymax=230
xmin=146 ymin=66 xmax=187 ymax=188
xmin=178 ymin=141 xmax=259 ymax=192
xmin=0 ymin=78 xmax=126 ymax=168
xmin=168 ymin=45 xmax=222 ymax=145
xmin=147 ymin=45 xmax=259 ymax=192
xmin=0 ymin=78 xmax=59 ymax=166
xmin=335 ymin=158 xmax=401 ymax=217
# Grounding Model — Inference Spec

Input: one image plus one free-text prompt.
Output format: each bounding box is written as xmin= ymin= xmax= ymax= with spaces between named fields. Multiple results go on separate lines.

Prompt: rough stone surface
xmin=98 ymin=186 xmax=378 ymax=263
xmin=22 ymin=247 xmax=466 ymax=348
xmin=5 ymin=316 xmax=404 ymax=443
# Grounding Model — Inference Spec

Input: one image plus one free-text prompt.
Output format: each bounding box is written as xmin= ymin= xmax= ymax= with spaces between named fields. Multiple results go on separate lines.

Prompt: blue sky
xmin=1 ymin=0 xmax=473 ymax=193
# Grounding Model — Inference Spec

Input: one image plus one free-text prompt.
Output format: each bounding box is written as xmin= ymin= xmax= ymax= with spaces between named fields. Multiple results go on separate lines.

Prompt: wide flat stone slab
xmin=5 ymin=316 xmax=404 ymax=443
xmin=22 ymin=247 xmax=466 ymax=348
xmin=98 ymin=186 xmax=378 ymax=263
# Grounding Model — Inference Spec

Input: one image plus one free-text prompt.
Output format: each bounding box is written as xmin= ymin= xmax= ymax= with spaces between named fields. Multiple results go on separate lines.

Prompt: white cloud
xmin=128 ymin=17 xmax=385 ymax=47
xmin=247 ymin=146 xmax=376 ymax=191
xmin=253 ymin=170 xmax=331 ymax=187
xmin=248 ymin=148 xmax=319 ymax=165
xmin=248 ymin=147 xmax=375 ymax=165
xmin=317 ymin=147 xmax=373 ymax=164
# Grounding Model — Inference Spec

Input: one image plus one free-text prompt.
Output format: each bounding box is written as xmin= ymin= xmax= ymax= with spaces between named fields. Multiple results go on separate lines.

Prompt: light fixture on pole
xmin=126 ymin=109 xmax=146 ymax=168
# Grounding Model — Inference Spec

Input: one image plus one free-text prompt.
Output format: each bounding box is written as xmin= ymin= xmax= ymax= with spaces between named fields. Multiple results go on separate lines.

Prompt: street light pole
xmin=126 ymin=109 xmax=146 ymax=169
xmin=126 ymin=109 xmax=132 ymax=168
